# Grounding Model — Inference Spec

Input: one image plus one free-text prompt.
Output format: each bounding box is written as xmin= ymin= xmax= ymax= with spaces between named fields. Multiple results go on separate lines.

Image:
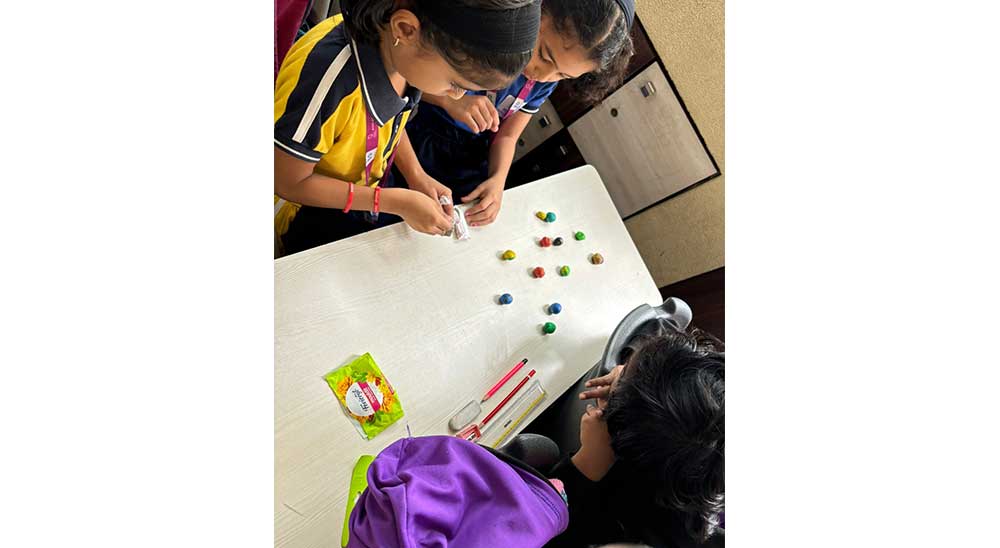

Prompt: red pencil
xmin=482 ymin=358 xmax=528 ymax=402
xmin=481 ymin=369 xmax=536 ymax=426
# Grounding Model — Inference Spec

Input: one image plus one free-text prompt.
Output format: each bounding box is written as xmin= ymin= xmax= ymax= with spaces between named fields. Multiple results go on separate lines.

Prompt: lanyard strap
xmin=363 ymin=107 xmax=403 ymax=222
xmin=363 ymin=109 xmax=401 ymax=188
xmin=499 ymin=78 xmax=536 ymax=121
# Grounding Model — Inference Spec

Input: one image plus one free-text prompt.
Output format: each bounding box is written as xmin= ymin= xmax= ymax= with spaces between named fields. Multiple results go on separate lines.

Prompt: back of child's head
xmin=542 ymin=0 xmax=636 ymax=101
xmin=342 ymin=0 xmax=540 ymax=90
xmin=604 ymin=321 xmax=725 ymax=541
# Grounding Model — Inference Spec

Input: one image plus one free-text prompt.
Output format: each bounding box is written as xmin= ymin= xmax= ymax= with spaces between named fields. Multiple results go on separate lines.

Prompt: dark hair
xmin=542 ymin=0 xmax=635 ymax=102
xmin=341 ymin=0 xmax=536 ymax=89
xmin=604 ymin=321 xmax=725 ymax=542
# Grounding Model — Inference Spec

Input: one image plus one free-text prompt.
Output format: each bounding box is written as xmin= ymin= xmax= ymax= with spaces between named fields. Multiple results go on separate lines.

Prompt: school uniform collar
xmin=348 ymin=37 xmax=421 ymax=127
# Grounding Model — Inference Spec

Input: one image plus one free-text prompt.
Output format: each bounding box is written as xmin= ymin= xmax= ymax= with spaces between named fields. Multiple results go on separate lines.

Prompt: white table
xmin=275 ymin=165 xmax=661 ymax=548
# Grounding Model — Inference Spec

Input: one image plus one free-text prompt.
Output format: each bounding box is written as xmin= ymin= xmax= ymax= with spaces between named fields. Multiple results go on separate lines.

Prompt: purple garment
xmin=348 ymin=436 xmax=569 ymax=548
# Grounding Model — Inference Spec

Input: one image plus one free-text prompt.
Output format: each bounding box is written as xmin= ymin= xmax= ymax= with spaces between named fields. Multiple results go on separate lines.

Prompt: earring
xmin=393 ymin=37 xmax=400 ymax=47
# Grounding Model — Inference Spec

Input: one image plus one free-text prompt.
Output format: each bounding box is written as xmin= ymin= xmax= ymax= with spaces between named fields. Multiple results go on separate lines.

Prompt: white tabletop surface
xmin=274 ymin=165 xmax=661 ymax=548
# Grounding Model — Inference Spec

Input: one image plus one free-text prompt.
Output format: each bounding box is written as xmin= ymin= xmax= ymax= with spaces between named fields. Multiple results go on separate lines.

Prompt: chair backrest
xmin=275 ymin=0 xmax=313 ymax=79
xmin=598 ymin=297 xmax=692 ymax=375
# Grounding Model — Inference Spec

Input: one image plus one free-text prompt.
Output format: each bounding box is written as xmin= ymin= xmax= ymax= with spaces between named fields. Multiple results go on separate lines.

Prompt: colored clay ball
xmin=590 ymin=253 xmax=605 ymax=265
xmin=539 ymin=237 xmax=552 ymax=247
xmin=501 ymin=249 xmax=516 ymax=260
xmin=574 ymin=231 xmax=586 ymax=241
xmin=499 ymin=293 xmax=513 ymax=305
xmin=559 ymin=265 xmax=571 ymax=277
xmin=549 ymin=302 xmax=562 ymax=315
xmin=545 ymin=212 xmax=557 ymax=223
xmin=532 ymin=267 xmax=546 ymax=278
xmin=553 ymin=237 xmax=564 ymax=246
xmin=543 ymin=322 xmax=557 ymax=335
xmin=535 ymin=211 xmax=547 ymax=220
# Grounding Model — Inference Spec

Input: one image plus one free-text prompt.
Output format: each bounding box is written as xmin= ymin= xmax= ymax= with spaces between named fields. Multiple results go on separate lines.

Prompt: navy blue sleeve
xmin=521 ymin=81 xmax=559 ymax=114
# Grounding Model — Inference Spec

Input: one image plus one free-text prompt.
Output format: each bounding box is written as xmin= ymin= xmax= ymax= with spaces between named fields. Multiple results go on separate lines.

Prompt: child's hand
xmin=578 ymin=365 xmax=625 ymax=406
xmin=572 ymin=404 xmax=615 ymax=481
xmin=442 ymin=95 xmax=500 ymax=134
xmin=390 ymin=189 xmax=455 ymax=236
xmin=407 ymin=174 xmax=454 ymax=218
xmin=461 ymin=177 xmax=504 ymax=226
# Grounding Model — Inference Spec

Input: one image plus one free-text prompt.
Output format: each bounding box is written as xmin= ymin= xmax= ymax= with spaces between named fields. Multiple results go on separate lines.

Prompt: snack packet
xmin=440 ymin=196 xmax=471 ymax=241
xmin=452 ymin=207 xmax=471 ymax=241
xmin=325 ymin=353 xmax=404 ymax=440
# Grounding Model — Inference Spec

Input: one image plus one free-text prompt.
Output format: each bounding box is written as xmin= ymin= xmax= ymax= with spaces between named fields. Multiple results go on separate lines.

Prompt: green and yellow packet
xmin=325 ymin=353 xmax=404 ymax=440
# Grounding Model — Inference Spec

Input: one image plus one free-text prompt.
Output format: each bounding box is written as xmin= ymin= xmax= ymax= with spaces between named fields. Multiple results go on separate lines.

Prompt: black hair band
xmin=614 ymin=0 xmax=636 ymax=28
xmin=421 ymin=0 xmax=542 ymax=54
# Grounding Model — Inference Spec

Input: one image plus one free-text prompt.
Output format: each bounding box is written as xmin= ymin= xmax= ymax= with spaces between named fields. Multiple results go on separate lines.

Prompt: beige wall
xmin=625 ymin=0 xmax=725 ymax=286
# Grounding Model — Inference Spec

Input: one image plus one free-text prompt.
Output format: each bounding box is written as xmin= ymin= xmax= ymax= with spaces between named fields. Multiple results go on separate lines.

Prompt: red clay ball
xmin=532 ymin=267 xmax=545 ymax=278
xmin=539 ymin=237 xmax=552 ymax=247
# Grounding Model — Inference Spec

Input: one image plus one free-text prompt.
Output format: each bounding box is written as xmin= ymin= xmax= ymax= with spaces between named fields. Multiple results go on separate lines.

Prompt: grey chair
xmin=514 ymin=297 xmax=693 ymax=457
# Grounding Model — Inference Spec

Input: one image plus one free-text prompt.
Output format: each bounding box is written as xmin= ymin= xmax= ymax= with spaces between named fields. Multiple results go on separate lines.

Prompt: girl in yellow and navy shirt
xmin=275 ymin=0 xmax=542 ymax=255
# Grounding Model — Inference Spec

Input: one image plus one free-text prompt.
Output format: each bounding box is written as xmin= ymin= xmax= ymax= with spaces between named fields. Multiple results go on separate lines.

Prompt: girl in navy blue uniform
xmin=393 ymin=0 xmax=637 ymax=227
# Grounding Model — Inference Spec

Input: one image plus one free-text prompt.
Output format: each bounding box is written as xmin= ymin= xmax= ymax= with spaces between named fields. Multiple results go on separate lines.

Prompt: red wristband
xmin=343 ymin=183 xmax=355 ymax=213
xmin=373 ymin=186 xmax=381 ymax=216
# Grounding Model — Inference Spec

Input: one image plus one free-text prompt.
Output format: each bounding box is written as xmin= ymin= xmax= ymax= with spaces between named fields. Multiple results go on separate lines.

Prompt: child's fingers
xmin=585 ymin=375 xmax=613 ymax=387
xmin=435 ymin=214 xmax=453 ymax=234
xmin=470 ymin=110 xmax=489 ymax=134
xmin=460 ymin=186 xmax=484 ymax=203
xmin=578 ymin=385 xmax=611 ymax=400
xmin=489 ymin=109 xmax=500 ymax=132
xmin=466 ymin=213 xmax=493 ymax=226
xmin=465 ymin=206 xmax=492 ymax=223
xmin=465 ymin=198 xmax=491 ymax=216
xmin=437 ymin=189 xmax=455 ymax=217
xmin=463 ymin=114 xmax=481 ymax=133
xmin=465 ymin=202 xmax=496 ymax=224
xmin=481 ymin=103 xmax=500 ymax=132
xmin=468 ymin=213 xmax=496 ymax=227
xmin=464 ymin=193 xmax=490 ymax=215
xmin=481 ymin=96 xmax=498 ymax=116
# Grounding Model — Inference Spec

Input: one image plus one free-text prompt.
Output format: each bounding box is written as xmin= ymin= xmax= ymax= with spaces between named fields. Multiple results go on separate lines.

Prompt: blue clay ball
xmin=549 ymin=302 xmax=562 ymax=314
xmin=500 ymin=293 xmax=514 ymax=305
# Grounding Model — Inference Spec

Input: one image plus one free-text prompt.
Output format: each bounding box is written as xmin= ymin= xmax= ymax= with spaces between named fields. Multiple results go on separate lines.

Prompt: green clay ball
xmin=559 ymin=266 xmax=570 ymax=277
xmin=574 ymin=231 xmax=586 ymax=241
xmin=543 ymin=322 xmax=557 ymax=334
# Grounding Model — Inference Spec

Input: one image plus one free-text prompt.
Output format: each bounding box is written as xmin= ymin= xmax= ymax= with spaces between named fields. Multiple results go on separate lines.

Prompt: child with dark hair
xmin=390 ymin=0 xmax=637 ymax=227
xmin=275 ymin=0 xmax=542 ymax=255
xmin=546 ymin=325 xmax=725 ymax=548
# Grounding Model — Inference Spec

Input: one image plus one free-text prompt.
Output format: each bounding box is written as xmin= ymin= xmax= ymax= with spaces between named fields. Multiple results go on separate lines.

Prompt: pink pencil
xmin=481 ymin=370 xmax=536 ymax=426
xmin=481 ymin=358 xmax=528 ymax=402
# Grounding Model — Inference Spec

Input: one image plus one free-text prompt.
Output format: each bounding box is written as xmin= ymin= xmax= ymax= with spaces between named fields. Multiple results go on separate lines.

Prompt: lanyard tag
xmin=496 ymin=95 xmax=516 ymax=119
xmin=498 ymin=79 xmax=536 ymax=122
xmin=363 ymin=105 xmax=403 ymax=189
xmin=364 ymin=113 xmax=380 ymax=186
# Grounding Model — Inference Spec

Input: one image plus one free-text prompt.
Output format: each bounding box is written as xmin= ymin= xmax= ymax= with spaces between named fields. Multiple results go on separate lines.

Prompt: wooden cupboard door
xmin=568 ymin=63 xmax=717 ymax=218
xmin=512 ymin=100 xmax=564 ymax=162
